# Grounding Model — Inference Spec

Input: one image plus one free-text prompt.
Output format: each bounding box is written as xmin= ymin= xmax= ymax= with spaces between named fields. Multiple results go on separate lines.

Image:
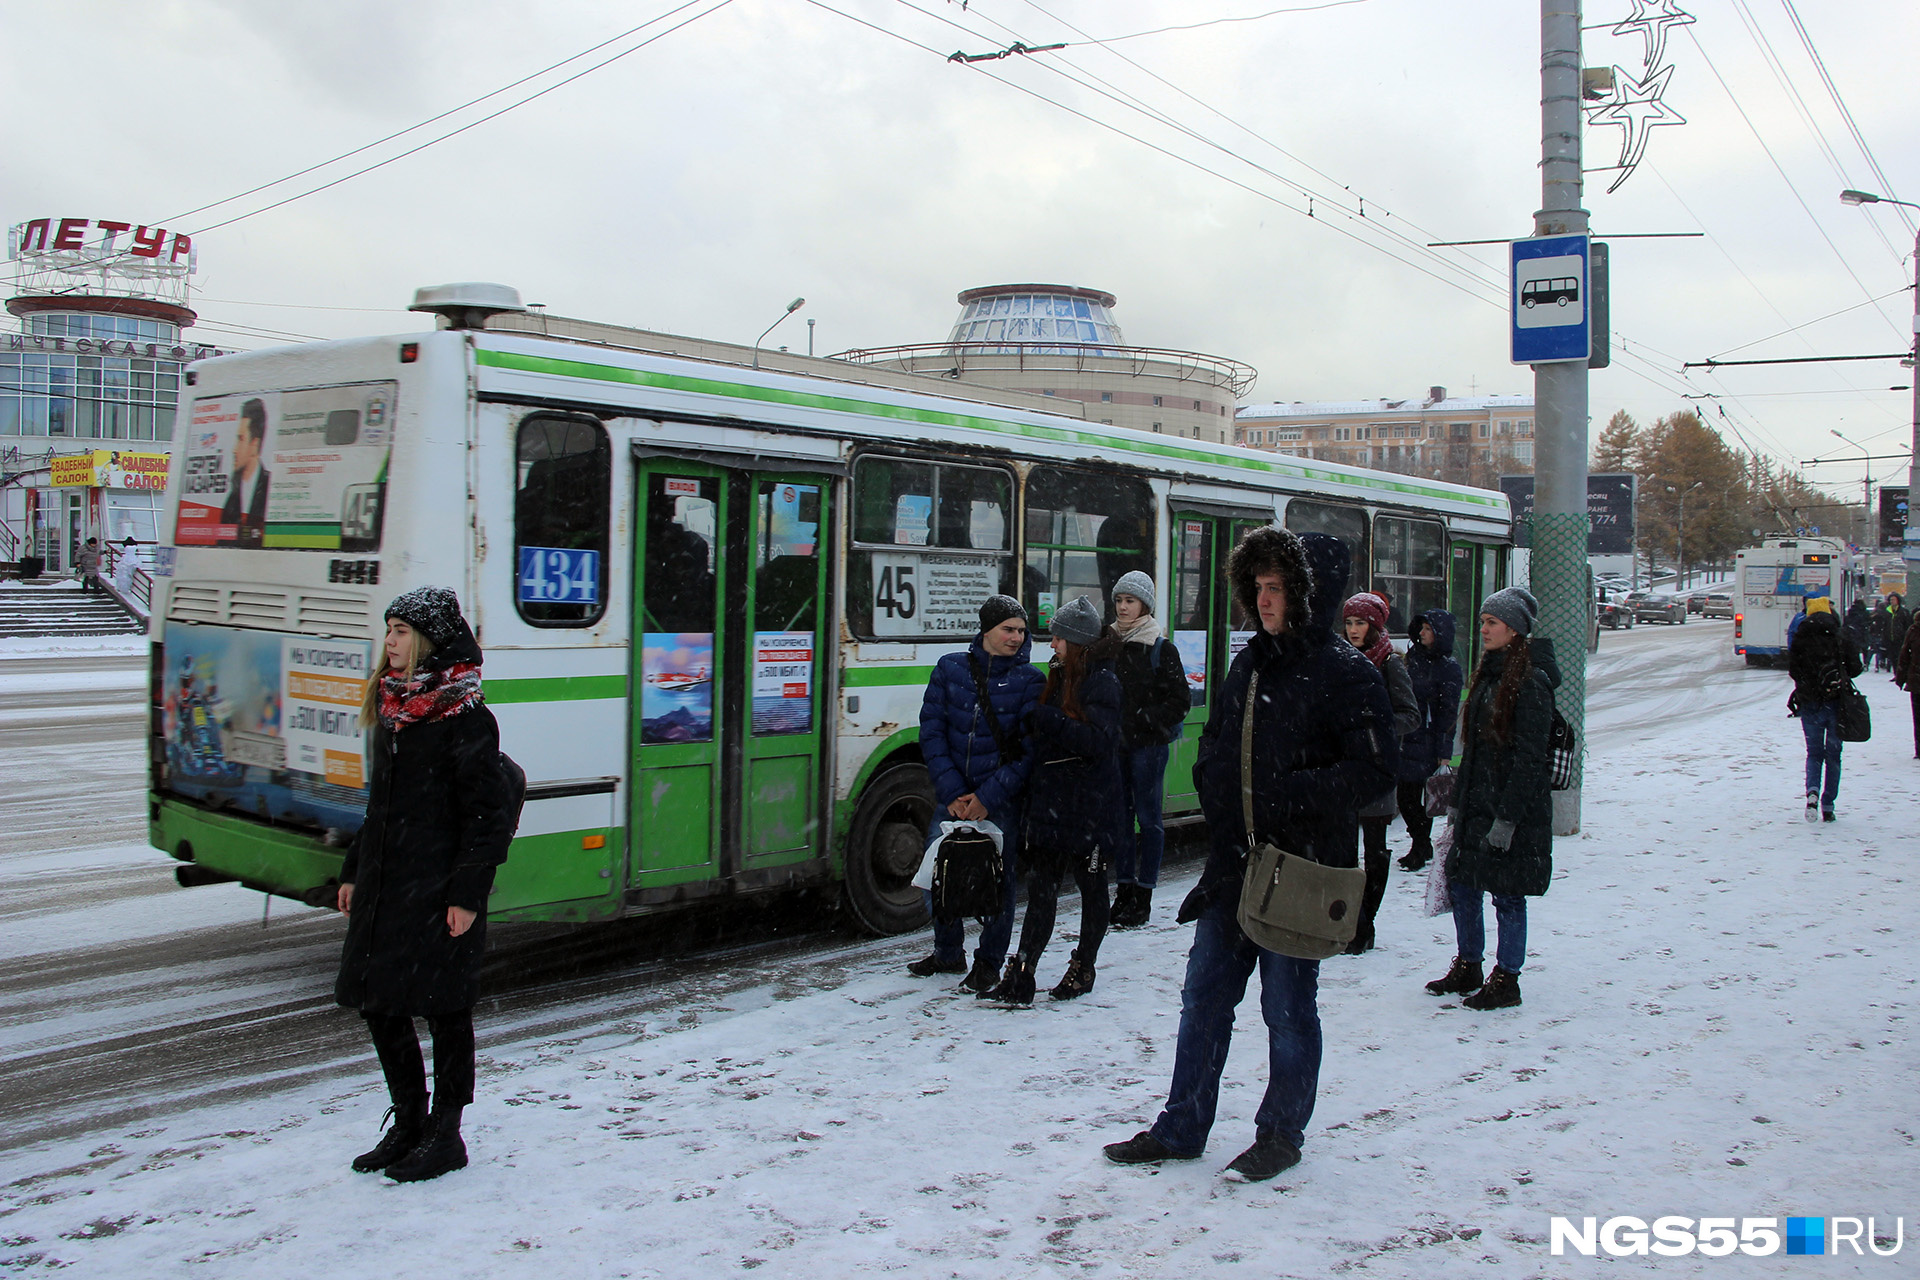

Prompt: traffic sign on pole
xmin=1511 ymin=233 xmax=1591 ymax=364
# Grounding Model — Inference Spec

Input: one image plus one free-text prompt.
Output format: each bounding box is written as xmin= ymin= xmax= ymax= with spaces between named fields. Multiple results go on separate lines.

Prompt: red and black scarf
xmin=378 ymin=661 xmax=484 ymax=730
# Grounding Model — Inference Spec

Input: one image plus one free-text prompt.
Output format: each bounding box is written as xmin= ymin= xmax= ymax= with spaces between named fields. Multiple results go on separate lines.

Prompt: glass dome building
xmin=946 ymin=284 xmax=1124 ymax=355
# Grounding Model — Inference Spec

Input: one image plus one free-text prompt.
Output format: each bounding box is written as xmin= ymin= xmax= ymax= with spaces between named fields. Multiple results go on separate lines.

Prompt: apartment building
xmin=1235 ymin=387 xmax=1536 ymax=489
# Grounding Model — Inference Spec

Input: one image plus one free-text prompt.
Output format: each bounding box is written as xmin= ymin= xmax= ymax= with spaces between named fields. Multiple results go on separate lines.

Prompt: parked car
xmin=1703 ymin=592 xmax=1734 ymax=619
xmin=1634 ymin=592 xmax=1688 ymax=625
xmin=1597 ymin=599 xmax=1635 ymax=630
xmin=1686 ymin=591 xmax=1710 ymax=614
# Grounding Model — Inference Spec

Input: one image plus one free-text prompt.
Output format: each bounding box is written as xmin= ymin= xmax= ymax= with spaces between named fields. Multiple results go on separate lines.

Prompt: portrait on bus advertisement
xmin=176 ymin=382 xmax=394 ymax=552
xmin=162 ymin=622 xmax=373 ymax=830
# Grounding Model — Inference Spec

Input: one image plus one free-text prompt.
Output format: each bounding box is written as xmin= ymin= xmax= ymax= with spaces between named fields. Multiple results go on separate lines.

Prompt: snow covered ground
xmin=1 ymin=623 xmax=1915 ymax=1277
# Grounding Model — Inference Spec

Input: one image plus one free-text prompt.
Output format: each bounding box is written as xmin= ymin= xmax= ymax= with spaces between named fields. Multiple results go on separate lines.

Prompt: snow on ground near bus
xmin=1 ymin=644 xmax=1915 ymax=1277
xmin=0 ymin=633 xmax=148 ymax=656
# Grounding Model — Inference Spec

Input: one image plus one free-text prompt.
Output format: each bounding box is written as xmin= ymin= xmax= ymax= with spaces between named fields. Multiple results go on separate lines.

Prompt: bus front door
xmin=630 ymin=462 xmax=831 ymax=893
xmin=1165 ymin=510 xmax=1271 ymax=814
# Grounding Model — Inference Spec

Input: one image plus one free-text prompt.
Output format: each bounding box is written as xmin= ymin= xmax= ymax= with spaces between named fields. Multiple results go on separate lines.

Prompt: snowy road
xmin=2 ymin=624 xmax=1915 ymax=1277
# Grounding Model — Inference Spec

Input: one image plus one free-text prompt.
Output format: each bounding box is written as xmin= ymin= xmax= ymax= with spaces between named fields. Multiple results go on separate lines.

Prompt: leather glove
xmin=1486 ymin=818 xmax=1515 ymax=851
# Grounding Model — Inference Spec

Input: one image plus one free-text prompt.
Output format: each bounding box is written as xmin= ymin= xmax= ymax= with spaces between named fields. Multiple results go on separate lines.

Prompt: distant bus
xmin=1521 ymin=277 xmax=1579 ymax=308
xmin=1732 ymin=537 xmax=1852 ymax=665
xmin=148 ymin=286 xmax=1514 ymax=934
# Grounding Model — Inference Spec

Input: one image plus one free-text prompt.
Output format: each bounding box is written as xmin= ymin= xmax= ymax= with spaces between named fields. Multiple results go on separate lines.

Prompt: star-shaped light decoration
xmin=1587 ymin=63 xmax=1687 ymax=193
xmin=1612 ymin=0 xmax=1696 ymax=72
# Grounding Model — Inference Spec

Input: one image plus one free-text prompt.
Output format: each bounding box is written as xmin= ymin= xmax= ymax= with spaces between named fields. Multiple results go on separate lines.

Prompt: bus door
xmin=1166 ymin=508 xmax=1272 ymax=813
xmin=1448 ymin=540 xmax=1506 ymax=668
xmin=630 ymin=460 xmax=832 ymax=889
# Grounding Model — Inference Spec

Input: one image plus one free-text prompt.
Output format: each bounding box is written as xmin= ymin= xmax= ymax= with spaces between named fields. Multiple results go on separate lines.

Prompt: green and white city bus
xmin=149 ymin=286 xmax=1512 ymax=934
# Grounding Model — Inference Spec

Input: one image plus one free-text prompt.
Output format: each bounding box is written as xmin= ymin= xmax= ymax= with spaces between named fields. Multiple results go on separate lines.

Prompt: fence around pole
xmin=1528 ymin=510 xmax=1590 ymax=833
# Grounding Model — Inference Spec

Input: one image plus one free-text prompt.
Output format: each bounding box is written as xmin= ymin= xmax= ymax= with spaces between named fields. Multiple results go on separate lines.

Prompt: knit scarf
xmin=1357 ymin=626 xmax=1393 ymax=669
xmin=1114 ymin=612 xmax=1164 ymax=646
xmin=379 ymin=661 xmax=484 ymax=729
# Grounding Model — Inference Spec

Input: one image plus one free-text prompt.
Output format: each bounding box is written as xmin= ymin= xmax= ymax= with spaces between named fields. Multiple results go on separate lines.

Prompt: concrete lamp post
xmin=1828 ymin=427 xmax=1873 ymax=551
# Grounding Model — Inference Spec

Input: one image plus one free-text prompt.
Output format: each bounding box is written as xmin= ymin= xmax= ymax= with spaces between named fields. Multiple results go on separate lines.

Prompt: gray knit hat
xmin=1111 ymin=570 xmax=1157 ymax=615
xmin=1479 ymin=586 xmax=1538 ymax=637
xmin=1049 ymin=594 xmax=1105 ymax=645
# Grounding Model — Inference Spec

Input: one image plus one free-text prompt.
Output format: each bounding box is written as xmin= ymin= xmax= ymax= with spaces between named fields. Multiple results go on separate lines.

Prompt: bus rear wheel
xmin=845 ymin=763 xmax=935 ymax=936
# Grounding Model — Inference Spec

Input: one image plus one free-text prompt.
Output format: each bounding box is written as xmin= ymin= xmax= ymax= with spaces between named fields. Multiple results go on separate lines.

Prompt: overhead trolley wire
xmin=1779 ymin=0 xmax=1913 ymax=239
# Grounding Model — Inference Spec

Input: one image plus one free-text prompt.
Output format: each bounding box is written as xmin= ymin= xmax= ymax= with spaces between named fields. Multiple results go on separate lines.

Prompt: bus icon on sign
xmin=1521 ymin=277 xmax=1579 ymax=308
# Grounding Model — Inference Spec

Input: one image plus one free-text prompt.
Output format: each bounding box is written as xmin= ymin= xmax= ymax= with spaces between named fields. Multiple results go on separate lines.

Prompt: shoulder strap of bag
xmin=969 ymin=649 xmax=1022 ymax=763
xmin=1240 ymin=670 xmax=1260 ymax=852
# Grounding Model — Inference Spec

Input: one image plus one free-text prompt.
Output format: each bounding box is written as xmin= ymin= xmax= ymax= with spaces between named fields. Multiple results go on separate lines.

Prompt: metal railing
xmin=834 ymin=340 xmax=1259 ymax=398
xmin=100 ymin=542 xmax=154 ymax=615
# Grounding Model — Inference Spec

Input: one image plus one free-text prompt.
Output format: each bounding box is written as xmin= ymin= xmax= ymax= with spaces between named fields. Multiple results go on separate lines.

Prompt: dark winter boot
xmin=986 ymin=955 xmax=1035 ymax=1006
xmin=1109 ymin=884 xmax=1150 ymax=930
xmin=1398 ymin=842 xmax=1431 ymax=873
xmin=385 ymin=1105 xmax=468 ymax=1182
xmin=907 ymin=953 xmax=967 ymax=978
xmin=959 ymin=955 xmax=1001 ymax=994
xmin=1424 ymin=956 xmax=1484 ymax=996
xmin=1048 ymin=951 xmax=1096 ymax=1000
xmin=351 ymin=1100 xmax=428 ymax=1174
xmin=1461 ymin=966 xmax=1522 ymax=1010
xmin=1224 ymin=1134 xmax=1302 ymax=1182
xmin=1102 ymin=1131 xmax=1199 ymax=1165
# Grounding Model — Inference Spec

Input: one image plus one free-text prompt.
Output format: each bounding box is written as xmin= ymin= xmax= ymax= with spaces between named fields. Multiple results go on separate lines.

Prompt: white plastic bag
xmin=911 ymin=819 xmax=1005 ymax=891
xmin=1423 ymin=824 xmax=1454 ymax=918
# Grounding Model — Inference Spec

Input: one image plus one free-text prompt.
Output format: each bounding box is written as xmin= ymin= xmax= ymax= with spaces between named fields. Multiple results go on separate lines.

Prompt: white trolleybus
xmin=1732 ymin=536 xmax=1855 ymax=666
xmin=149 ymin=284 xmax=1515 ymax=934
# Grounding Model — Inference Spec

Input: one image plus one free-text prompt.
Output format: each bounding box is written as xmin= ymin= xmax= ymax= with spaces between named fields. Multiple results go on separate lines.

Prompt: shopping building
xmin=1235 ymin=387 xmax=1535 ymax=489
xmin=2 ymin=216 xmax=226 ymax=570
xmin=837 ymin=284 xmax=1254 ymax=443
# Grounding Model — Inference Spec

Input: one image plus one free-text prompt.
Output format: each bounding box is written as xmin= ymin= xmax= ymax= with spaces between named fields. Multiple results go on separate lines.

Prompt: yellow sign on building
xmin=48 ymin=449 xmax=170 ymax=490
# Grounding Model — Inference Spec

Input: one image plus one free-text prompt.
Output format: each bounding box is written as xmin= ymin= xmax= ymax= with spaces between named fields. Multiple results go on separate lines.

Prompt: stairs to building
xmin=0 ymin=579 xmax=147 ymax=638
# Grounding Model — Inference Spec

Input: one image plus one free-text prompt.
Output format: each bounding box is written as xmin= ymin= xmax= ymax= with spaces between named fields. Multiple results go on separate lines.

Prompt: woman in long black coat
xmin=990 ymin=593 xmax=1124 ymax=1005
xmin=336 ymin=586 xmax=516 ymax=1182
xmin=1425 ymin=587 xmax=1560 ymax=1011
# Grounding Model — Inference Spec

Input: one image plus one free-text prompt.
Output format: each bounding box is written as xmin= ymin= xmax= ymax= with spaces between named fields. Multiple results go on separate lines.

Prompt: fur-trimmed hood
xmin=1226 ymin=525 xmax=1314 ymax=636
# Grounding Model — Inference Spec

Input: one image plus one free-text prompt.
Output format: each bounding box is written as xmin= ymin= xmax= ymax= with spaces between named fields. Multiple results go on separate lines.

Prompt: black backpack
xmin=497 ymin=751 xmax=528 ymax=836
xmin=930 ymin=826 xmax=1003 ymax=919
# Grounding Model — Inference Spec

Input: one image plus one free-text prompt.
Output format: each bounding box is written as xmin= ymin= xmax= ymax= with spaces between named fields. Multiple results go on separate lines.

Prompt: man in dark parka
xmin=1102 ymin=528 xmax=1396 ymax=1182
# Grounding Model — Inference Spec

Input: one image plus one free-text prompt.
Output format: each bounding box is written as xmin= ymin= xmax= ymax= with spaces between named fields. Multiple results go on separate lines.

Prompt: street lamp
xmin=1829 ymin=427 xmax=1873 ymax=550
xmin=1667 ymin=480 xmax=1705 ymax=591
xmin=1840 ymin=190 xmax=1920 ymax=566
xmin=752 ymin=297 xmax=806 ymax=369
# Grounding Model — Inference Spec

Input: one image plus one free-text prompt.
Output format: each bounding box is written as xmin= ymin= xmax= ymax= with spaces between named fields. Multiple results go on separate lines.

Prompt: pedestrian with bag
xmin=1108 ymin=570 xmax=1191 ymax=929
xmin=1896 ymin=616 xmax=1920 ymax=759
xmin=989 ymin=595 xmax=1123 ymax=1004
xmin=1341 ymin=591 xmax=1420 ymax=954
xmin=1396 ymin=609 xmax=1463 ymax=873
xmin=909 ymin=595 xmax=1046 ymax=993
xmin=1102 ymin=528 xmax=1395 ymax=1181
xmin=76 ymin=537 xmax=101 ymax=593
xmin=1424 ymin=587 xmax=1560 ymax=1011
xmin=1788 ymin=596 xmax=1864 ymax=821
xmin=336 ymin=587 xmax=520 ymax=1182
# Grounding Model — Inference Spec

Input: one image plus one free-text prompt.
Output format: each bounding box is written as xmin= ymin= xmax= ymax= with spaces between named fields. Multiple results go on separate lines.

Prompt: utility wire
xmin=1708 ymin=288 xmax=1910 ymax=360
xmin=1779 ymin=0 xmax=1913 ymax=238
xmin=1077 ymin=1 xmax=1373 ymax=45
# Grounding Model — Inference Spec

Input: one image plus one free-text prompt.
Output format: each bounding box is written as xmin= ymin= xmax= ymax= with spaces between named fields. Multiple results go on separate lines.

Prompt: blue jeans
xmin=1113 ymin=743 xmax=1170 ymax=888
xmin=1149 ymin=904 xmax=1321 ymax=1155
xmin=1450 ymin=882 xmax=1527 ymax=973
xmin=927 ymin=816 xmax=1020 ymax=968
xmin=1800 ymin=701 xmax=1841 ymax=808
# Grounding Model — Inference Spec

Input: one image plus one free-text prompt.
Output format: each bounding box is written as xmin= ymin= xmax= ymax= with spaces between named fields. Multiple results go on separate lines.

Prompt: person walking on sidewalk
xmin=989 ymin=595 xmax=1124 ymax=1004
xmin=1396 ymin=610 xmax=1463 ymax=873
xmin=1341 ymin=591 xmax=1420 ymax=954
xmin=1788 ymin=596 xmax=1863 ymax=821
xmin=336 ymin=587 xmax=518 ymax=1182
xmin=1101 ymin=529 xmax=1395 ymax=1182
xmin=1107 ymin=570 xmax=1190 ymax=929
xmin=1424 ymin=587 xmax=1561 ymax=1012
xmin=1896 ymin=615 xmax=1920 ymax=759
xmin=76 ymin=538 xmax=101 ymax=593
xmin=909 ymin=595 xmax=1045 ymax=993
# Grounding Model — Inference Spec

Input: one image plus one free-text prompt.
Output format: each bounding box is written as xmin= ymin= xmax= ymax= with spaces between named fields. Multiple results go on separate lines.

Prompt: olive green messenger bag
xmin=1237 ymin=671 xmax=1368 ymax=959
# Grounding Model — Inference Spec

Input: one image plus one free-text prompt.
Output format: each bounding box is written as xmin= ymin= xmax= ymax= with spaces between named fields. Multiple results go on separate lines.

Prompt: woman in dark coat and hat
xmin=1425 ymin=586 xmax=1560 ymax=1011
xmin=336 ymin=586 xmax=517 ymax=1182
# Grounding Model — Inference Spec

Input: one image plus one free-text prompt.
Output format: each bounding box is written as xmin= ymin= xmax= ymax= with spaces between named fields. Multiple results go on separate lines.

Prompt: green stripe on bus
xmin=841 ymin=666 xmax=938 ymax=688
xmin=263 ymin=534 xmax=341 ymax=549
xmin=485 ymin=674 xmax=629 ymax=703
xmin=474 ymin=348 xmax=1506 ymax=510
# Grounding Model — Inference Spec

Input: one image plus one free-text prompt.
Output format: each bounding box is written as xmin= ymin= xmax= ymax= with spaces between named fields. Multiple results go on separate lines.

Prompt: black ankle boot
xmin=986 ymin=955 xmax=1035 ymax=1005
xmin=1424 ymin=956 xmax=1484 ymax=996
xmin=1048 ymin=951 xmax=1096 ymax=1000
xmin=385 ymin=1104 xmax=468 ymax=1182
xmin=1110 ymin=884 xmax=1149 ymax=929
xmin=1461 ymin=966 xmax=1522 ymax=1010
xmin=958 ymin=955 xmax=1000 ymax=995
xmin=351 ymin=1100 xmax=427 ymax=1174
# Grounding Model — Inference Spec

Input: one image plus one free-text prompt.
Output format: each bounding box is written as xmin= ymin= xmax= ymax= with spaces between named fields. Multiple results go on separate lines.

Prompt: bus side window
xmin=514 ymin=414 xmax=611 ymax=626
xmin=1372 ymin=515 xmax=1447 ymax=633
xmin=1024 ymin=466 xmax=1153 ymax=630
xmin=1283 ymin=499 xmax=1369 ymax=593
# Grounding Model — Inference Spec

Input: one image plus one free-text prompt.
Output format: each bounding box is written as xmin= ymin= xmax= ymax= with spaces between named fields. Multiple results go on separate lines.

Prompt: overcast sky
xmin=5 ymin=0 xmax=1915 ymax=495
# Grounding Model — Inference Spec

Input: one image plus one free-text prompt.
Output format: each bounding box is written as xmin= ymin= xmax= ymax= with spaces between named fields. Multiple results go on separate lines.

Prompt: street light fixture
xmin=1829 ymin=428 xmax=1874 ymax=550
xmin=752 ymin=297 xmax=806 ymax=369
xmin=1666 ymin=480 xmax=1705 ymax=592
xmin=1839 ymin=190 xmax=1920 ymax=566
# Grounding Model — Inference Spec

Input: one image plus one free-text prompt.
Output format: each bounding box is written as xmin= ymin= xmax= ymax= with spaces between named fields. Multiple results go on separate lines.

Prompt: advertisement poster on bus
xmin=1173 ymin=630 xmax=1209 ymax=706
xmin=867 ymin=553 xmax=999 ymax=637
xmin=161 ymin=622 xmax=372 ymax=830
xmin=642 ymin=632 xmax=714 ymax=744
xmin=177 ymin=382 xmax=394 ymax=552
xmin=752 ymin=631 xmax=813 ymax=735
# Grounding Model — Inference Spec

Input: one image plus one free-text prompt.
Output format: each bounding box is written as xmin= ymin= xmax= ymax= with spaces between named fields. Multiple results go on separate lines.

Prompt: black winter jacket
xmin=1788 ymin=611 xmax=1862 ymax=710
xmin=1023 ymin=657 xmax=1124 ymax=874
xmin=335 ymin=703 xmax=517 ymax=1016
xmin=1446 ymin=638 xmax=1561 ymax=898
xmin=1400 ymin=609 xmax=1464 ymax=782
xmin=1181 ymin=535 xmax=1398 ymax=922
xmin=1113 ymin=631 xmax=1190 ymax=749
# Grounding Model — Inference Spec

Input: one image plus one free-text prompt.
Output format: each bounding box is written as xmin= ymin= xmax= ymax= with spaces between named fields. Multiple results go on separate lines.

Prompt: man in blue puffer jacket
xmin=1397 ymin=608 xmax=1463 ymax=872
xmin=909 ymin=595 xmax=1047 ymax=993
xmin=1102 ymin=529 xmax=1396 ymax=1182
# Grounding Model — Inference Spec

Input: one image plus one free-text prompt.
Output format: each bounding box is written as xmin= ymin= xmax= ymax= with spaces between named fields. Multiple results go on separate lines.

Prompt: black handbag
xmin=1838 ymin=682 xmax=1872 ymax=743
xmin=930 ymin=826 xmax=1003 ymax=918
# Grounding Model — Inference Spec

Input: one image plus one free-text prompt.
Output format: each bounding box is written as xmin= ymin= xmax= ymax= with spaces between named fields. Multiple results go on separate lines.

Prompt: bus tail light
xmin=1733 ymin=612 xmax=1743 ymax=639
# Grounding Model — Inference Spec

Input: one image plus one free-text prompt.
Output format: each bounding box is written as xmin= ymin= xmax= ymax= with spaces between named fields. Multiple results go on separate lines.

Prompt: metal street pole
xmin=1830 ymin=428 xmax=1872 ymax=552
xmin=1840 ymin=191 xmax=1920 ymax=569
xmin=1535 ymin=0 xmax=1588 ymax=835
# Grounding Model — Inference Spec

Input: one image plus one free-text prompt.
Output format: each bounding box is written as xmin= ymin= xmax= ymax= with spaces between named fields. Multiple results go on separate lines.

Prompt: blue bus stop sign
xmin=1511 ymin=234 xmax=1590 ymax=364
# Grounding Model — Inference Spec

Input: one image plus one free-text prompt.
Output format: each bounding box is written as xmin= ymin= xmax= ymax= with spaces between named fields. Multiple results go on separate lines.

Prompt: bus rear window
xmin=515 ymin=414 xmax=611 ymax=626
